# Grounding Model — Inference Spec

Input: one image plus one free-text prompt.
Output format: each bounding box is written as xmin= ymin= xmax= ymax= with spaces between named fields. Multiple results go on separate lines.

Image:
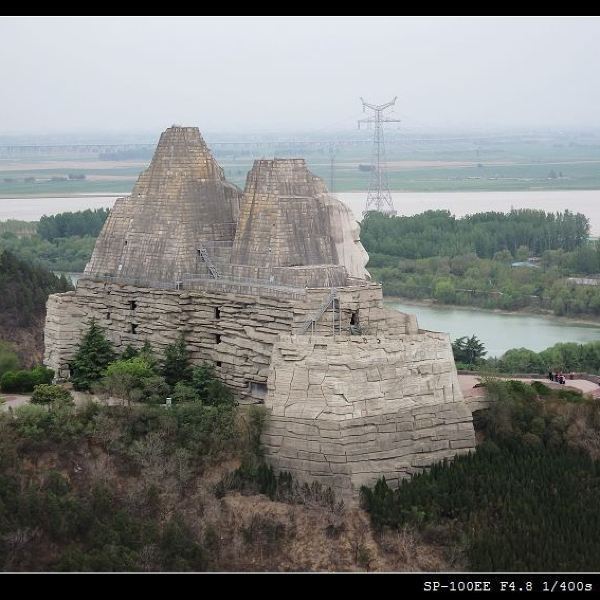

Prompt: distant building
xmin=511 ymin=261 xmax=540 ymax=268
xmin=566 ymin=277 xmax=600 ymax=286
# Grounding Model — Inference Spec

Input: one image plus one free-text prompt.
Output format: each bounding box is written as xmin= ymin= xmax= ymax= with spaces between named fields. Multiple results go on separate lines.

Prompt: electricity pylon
xmin=358 ymin=97 xmax=400 ymax=215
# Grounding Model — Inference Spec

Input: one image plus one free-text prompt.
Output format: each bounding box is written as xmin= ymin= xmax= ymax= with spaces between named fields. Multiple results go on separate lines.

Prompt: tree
xmin=515 ymin=245 xmax=530 ymax=261
xmin=70 ymin=320 xmax=116 ymax=391
xmin=31 ymin=384 xmax=73 ymax=406
xmin=493 ymin=249 xmax=513 ymax=262
xmin=162 ymin=334 xmax=191 ymax=387
xmin=171 ymin=382 xmax=197 ymax=404
xmin=190 ymin=363 xmax=234 ymax=407
xmin=498 ymin=348 xmax=546 ymax=373
xmin=95 ymin=357 xmax=167 ymax=406
xmin=434 ymin=279 xmax=456 ymax=304
xmin=139 ymin=376 xmax=170 ymax=404
xmin=464 ymin=335 xmax=487 ymax=365
xmin=452 ymin=335 xmax=487 ymax=366
xmin=120 ymin=345 xmax=139 ymax=360
xmin=139 ymin=340 xmax=158 ymax=372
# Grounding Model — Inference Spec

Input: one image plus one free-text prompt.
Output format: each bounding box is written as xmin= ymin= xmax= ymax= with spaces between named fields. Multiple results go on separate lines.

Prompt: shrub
xmin=98 ymin=358 xmax=168 ymax=405
xmin=159 ymin=516 xmax=206 ymax=571
xmin=0 ymin=366 xmax=53 ymax=393
xmin=171 ymin=382 xmax=197 ymax=404
xmin=0 ymin=341 xmax=19 ymax=377
xmin=31 ymin=366 xmax=54 ymax=386
xmin=106 ymin=357 xmax=155 ymax=383
xmin=31 ymin=384 xmax=73 ymax=406
xmin=139 ymin=375 xmax=170 ymax=404
xmin=531 ymin=381 xmax=551 ymax=396
xmin=12 ymin=404 xmax=53 ymax=439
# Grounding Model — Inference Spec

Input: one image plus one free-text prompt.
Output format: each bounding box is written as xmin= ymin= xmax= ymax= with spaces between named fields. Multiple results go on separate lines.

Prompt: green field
xmin=0 ymin=179 xmax=132 ymax=197
xmin=2 ymin=131 xmax=600 ymax=195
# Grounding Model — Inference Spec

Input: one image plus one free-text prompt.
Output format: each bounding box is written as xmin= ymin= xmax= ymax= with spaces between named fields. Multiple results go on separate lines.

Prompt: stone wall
xmin=46 ymin=279 xmax=296 ymax=401
xmin=263 ymin=334 xmax=475 ymax=496
xmin=45 ymin=279 xmax=415 ymax=404
xmin=45 ymin=277 xmax=476 ymax=496
xmin=297 ymin=285 xmax=417 ymax=338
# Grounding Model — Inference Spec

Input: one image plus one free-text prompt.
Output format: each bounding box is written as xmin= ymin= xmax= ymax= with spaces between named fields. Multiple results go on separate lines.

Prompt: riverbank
xmin=384 ymin=295 xmax=600 ymax=327
xmin=0 ymin=195 xmax=122 ymax=221
xmin=386 ymin=297 xmax=600 ymax=357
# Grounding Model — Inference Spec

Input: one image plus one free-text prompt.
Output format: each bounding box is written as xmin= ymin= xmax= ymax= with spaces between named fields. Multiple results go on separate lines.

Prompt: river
xmin=386 ymin=299 xmax=600 ymax=357
xmin=2 ymin=189 xmax=600 ymax=234
xmin=7 ymin=191 xmax=600 ymax=356
xmin=0 ymin=195 xmax=123 ymax=220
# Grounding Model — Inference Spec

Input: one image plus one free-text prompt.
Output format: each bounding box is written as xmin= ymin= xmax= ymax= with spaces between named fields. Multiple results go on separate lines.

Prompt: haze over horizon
xmin=1 ymin=16 xmax=600 ymax=136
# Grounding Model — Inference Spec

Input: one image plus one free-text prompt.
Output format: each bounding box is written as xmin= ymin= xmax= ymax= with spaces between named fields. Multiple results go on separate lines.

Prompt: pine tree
xmin=139 ymin=339 xmax=158 ymax=372
xmin=162 ymin=333 xmax=191 ymax=386
xmin=70 ymin=319 xmax=116 ymax=391
xmin=121 ymin=345 xmax=139 ymax=360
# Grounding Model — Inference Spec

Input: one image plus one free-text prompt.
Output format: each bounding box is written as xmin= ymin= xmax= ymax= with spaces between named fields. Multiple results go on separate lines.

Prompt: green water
xmin=386 ymin=300 xmax=600 ymax=358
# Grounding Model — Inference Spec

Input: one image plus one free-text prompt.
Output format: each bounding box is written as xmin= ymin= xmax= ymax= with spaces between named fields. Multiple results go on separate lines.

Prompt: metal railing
xmin=182 ymin=274 xmax=307 ymax=299
xmin=201 ymin=240 xmax=234 ymax=248
xmin=82 ymin=272 xmax=308 ymax=299
xmin=82 ymin=274 xmax=183 ymax=290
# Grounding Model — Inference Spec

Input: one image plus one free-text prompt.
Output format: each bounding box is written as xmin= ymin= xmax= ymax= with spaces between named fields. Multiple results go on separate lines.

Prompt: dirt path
xmin=0 ymin=394 xmax=31 ymax=411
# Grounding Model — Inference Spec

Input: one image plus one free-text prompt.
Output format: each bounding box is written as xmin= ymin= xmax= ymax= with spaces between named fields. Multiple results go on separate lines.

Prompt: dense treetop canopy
xmin=361 ymin=209 xmax=590 ymax=259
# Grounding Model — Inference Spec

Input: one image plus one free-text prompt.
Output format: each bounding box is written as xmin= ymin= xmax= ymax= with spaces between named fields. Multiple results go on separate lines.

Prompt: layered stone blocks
xmin=263 ymin=334 xmax=475 ymax=496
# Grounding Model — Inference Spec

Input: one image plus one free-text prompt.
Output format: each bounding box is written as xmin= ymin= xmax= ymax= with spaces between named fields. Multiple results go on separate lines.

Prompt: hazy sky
xmin=1 ymin=16 xmax=600 ymax=134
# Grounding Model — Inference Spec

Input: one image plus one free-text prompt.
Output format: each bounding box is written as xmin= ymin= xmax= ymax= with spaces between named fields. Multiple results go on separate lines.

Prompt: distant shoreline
xmin=0 ymin=192 xmax=127 ymax=199
xmin=4 ymin=186 xmax=600 ymax=199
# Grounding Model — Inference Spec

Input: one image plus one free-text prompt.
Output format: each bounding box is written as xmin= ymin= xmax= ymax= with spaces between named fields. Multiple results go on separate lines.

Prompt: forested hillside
xmin=0 ymin=208 xmax=109 ymax=273
xmin=0 ymin=326 xmax=395 ymax=572
xmin=0 ymin=249 xmax=71 ymax=365
xmin=361 ymin=209 xmax=600 ymax=317
xmin=361 ymin=379 xmax=600 ymax=571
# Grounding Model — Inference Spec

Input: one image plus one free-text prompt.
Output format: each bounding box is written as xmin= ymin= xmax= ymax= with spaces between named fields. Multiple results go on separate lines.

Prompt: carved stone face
xmin=323 ymin=194 xmax=370 ymax=280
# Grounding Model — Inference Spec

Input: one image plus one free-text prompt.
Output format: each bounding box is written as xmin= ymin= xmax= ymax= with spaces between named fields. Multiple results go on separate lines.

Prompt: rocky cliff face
xmin=84 ymin=126 xmax=242 ymax=284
